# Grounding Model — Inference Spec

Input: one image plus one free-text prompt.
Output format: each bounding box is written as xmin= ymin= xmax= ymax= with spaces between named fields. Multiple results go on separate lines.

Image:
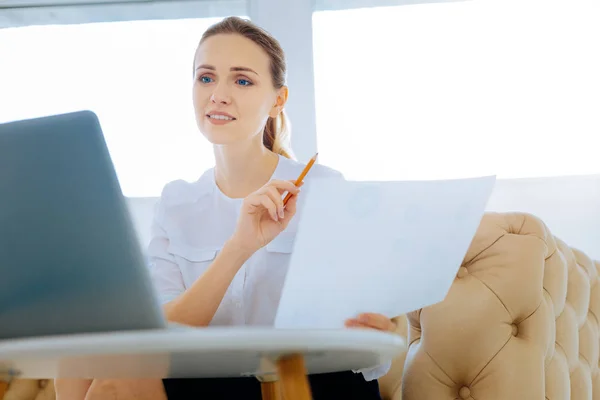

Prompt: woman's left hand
xmin=345 ymin=313 xmax=397 ymax=333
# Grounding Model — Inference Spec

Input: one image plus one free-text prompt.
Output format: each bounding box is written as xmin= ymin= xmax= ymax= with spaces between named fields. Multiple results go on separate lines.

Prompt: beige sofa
xmin=4 ymin=212 xmax=598 ymax=400
xmin=379 ymin=212 xmax=600 ymax=400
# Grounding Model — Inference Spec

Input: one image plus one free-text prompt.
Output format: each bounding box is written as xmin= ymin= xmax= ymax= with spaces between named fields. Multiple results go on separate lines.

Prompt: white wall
xmin=126 ymin=173 xmax=600 ymax=261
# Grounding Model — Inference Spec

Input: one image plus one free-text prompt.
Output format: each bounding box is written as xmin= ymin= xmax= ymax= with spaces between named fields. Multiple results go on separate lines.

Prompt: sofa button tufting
xmin=511 ymin=323 xmax=518 ymax=336
xmin=459 ymin=386 xmax=471 ymax=399
xmin=457 ymin=267 xmax=469 ymax=278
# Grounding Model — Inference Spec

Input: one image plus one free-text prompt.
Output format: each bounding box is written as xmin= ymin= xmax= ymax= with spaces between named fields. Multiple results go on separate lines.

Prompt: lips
xmin=206 ymin=111 xmax=236 ymax=121
xmin=205 ymin=111 xmax=236 ymax=126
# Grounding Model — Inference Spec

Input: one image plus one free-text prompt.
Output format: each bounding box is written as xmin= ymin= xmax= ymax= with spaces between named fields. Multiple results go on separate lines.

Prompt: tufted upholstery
xmin=2 ymin=379 xmax=54 ymax=400
xmin=379 ymin=211 xmax=600 ymax=400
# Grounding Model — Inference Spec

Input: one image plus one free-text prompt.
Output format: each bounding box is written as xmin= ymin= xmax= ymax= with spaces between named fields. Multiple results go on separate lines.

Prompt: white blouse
xmin=147 ymin=154 xmax=391 ymax=381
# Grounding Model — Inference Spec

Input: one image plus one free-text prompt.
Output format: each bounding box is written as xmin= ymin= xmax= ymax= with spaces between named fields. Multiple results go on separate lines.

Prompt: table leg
xmin=0 ymin=380 xmax=8 ymax=399
xmin=260 ymin=381 xmax=281 ymax=400
xmin=276 ymin=354 xmax=312 ymax=400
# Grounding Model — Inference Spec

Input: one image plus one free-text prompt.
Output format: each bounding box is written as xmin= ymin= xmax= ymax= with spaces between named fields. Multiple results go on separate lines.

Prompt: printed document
xmin=274 ymin=176 xmax=496 ymax=329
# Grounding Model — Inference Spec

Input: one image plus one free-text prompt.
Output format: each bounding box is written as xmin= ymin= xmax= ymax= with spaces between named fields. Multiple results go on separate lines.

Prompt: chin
xmin=200 ymin=126 xmax=242 ymax=146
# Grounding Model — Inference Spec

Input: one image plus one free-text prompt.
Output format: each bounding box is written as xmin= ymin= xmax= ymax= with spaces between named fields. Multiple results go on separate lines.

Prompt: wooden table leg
xmin=276 ymin=354 xmax=312 ymax=400
xmin=260 ymin=381 xmax=281 ymax=400
xmin=0 ymin=380 xmax=8 ymax=399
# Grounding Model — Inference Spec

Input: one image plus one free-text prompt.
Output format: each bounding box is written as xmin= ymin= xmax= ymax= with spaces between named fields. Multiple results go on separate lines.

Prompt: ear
xmin=269 ymin=86 xmax=289 ymax=118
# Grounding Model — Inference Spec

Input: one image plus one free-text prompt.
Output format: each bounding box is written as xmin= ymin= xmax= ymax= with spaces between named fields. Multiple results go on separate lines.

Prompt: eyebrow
xmin=195 ymin=64 xmax=259 ymax=76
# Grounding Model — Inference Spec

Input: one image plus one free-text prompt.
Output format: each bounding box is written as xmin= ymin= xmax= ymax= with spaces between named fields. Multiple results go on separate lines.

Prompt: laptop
xmin=0 ymin=110 xmax=168 ymax=340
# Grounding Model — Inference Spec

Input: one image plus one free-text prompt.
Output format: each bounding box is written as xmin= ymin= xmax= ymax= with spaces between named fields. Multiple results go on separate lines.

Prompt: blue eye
xmin=237 ymin=79 xmax=252 ymax=86
xmin=200 ymin=76 xmax=213 ymax=84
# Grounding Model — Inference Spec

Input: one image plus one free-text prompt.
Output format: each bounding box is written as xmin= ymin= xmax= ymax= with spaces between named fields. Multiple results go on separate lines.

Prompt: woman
xmin=56 ymin=16 xmax=396 ymax=400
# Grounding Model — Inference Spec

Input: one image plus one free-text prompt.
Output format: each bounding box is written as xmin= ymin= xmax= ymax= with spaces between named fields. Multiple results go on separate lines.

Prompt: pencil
xmin=283 ymin=152 xmax=318 ymax=206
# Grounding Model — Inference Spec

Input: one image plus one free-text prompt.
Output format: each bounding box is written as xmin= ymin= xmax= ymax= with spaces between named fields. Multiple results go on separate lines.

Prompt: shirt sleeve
xmin=147 ymin=197 xmax=185 ymax=305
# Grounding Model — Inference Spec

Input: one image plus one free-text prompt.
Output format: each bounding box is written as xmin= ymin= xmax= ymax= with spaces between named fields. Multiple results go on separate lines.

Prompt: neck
xmin=213 ymin=136 xmax=280 ymax=199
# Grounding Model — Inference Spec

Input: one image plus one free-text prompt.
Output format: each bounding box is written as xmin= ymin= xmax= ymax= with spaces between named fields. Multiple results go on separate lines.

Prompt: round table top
xmin=0 ymin=327 xmax=406 ymax=380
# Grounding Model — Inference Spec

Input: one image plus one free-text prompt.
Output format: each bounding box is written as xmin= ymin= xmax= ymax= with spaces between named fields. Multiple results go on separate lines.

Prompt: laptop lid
xmin=0 ymin=110 xmax=166 ymax=339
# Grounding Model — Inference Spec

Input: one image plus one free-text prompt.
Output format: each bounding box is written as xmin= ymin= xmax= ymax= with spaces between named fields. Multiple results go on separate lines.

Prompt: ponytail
xmin=263 ymin=110 xmax=294 ymax=160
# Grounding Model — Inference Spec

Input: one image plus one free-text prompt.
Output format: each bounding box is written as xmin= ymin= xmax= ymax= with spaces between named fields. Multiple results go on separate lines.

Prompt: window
xmin=0 ymin=16 xmax=245 ymax=197
xmin=312 ymin=0 xmax=600 ymax=181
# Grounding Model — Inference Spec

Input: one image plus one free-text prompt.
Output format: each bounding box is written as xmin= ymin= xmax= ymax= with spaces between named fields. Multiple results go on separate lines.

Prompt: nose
xmin=210 ymin=83 xmax=232 ymax=105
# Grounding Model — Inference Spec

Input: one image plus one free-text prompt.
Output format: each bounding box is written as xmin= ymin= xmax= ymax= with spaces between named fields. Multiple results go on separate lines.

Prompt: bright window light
xmin=313 ymin=0 xmax=600 ymax=181
xmin=0 ymin=17 xmax=236 ymax=197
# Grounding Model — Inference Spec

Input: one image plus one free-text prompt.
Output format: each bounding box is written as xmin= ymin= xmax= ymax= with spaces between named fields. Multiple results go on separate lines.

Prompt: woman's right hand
xmin=229 ymin=179 xmax=301 ymax=254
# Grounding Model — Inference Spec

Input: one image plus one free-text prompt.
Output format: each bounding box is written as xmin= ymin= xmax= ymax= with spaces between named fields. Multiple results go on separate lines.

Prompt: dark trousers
xmin=163 ymin=370 xmax=382 ymax=400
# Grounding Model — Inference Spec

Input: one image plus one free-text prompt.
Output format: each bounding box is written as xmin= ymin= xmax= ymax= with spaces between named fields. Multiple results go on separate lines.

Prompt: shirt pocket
xmin=254 ymin=231 xmax=297 ymax=314
xmin=168 ymin=243 xmax=219 ymax=289
xmin=263 ymin=231 xmax=296 ymax=278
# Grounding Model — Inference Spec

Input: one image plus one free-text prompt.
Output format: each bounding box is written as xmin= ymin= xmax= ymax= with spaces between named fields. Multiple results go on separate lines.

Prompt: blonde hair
xmin=197 ymin=17 xmax=295 ymax=159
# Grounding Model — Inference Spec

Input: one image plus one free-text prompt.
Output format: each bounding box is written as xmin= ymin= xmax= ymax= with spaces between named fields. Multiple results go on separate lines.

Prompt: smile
xmin=207 ymin=114 xmax=236 ymax=121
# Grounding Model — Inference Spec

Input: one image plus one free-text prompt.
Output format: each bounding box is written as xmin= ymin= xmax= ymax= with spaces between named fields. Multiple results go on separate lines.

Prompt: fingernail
xmin=278 ymin=207 xmax=284 ymax=218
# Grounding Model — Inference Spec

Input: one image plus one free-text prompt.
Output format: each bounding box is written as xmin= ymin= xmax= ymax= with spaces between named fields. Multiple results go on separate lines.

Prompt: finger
xmin=344 ymin=319 xmax=371 ymax=330
xmin=286 ymin=179 xmax=305 ymax=186
xmin=345 ymin=319 xmax=391 ymax=332
xmin=356 ymin=313 xmax=396 ymax=331
xmin=286 ymin=180 xmax=305 ymax=190
xmin=264 ymin=186 xmax=285 ymax=219
xmin=259 ymin=195 xmax=279 ymax=222
xmin=279 ymin=193 xmax=298 ymax=227
xmin=345 ymin=319 xmax=359 ymax=327
xmin=282 ymin=180 xmax=303 ymax=206
xmin=247 ymin=193 xmax=279 ymax=222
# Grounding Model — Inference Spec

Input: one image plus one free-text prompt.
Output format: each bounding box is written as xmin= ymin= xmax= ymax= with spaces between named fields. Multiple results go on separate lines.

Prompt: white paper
xmin=274 ymin=175 xmax=497 ymax=329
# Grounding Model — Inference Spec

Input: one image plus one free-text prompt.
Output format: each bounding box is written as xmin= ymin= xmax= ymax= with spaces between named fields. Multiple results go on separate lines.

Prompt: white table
xmin=0 ymin=327 xmax=405 ymax=400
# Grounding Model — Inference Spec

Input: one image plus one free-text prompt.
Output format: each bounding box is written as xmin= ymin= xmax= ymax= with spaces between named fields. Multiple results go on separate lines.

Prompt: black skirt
xmin=163 ymin=370 xmax=382 ymax=400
